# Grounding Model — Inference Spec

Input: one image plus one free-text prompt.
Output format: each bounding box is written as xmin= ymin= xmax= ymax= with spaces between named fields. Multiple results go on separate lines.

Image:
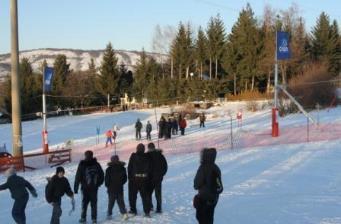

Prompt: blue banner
xmin=44 ymin=67 xmax=54 ymax=92
xmin=277 ymin=31 xmax=291 ymax=60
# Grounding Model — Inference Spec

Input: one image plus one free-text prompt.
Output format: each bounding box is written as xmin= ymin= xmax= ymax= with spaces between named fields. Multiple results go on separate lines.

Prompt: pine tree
xmin=52 ymin=54 xmax=71 ymax=106
xmin=133 ymin=49 xmax=150 ymax=101
xmin=195 ymin=26 xmax=208 ymax=80
xmin=170 ymin=22 xmax=194 ymax=80
xmin=206 ymin=14 xmax=226 ymax=79
xmin=225 ymin=4 xmax=262 ymax=91
xmin=329 ymin=20 xmax=340 ymax=74
xmin=97 ymin=43 xmax=120 ymax=99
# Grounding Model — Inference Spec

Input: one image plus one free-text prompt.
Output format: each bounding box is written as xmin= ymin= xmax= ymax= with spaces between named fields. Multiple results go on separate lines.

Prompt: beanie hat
xmin=111 ymin=155 xmax=119 ymax=163
xmin=147 ymin=142 xmax=156 ymax=152
xmin=136 ymin=143 xmax=145 ymax=153
xmin=5 ymin=166 xmax=16 ymax=177
xmin=56 ymin=166 xmax=65 ymax=174
xmin=84 ymin=150 xmax=93 ymax=160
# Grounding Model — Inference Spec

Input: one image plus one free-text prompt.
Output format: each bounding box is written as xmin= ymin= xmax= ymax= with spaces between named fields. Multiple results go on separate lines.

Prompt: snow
xmin=0 ymin=48 xmax=162 ymax=78
xmin=0 ymin=102 xmax=341 ymax=223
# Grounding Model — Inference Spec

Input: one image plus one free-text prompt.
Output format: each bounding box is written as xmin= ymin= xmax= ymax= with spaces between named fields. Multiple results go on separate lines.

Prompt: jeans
xmin=50 ymin=199 xmax=62 ymax=224
xmin=12 ymin=194 xmax=28 ymax=224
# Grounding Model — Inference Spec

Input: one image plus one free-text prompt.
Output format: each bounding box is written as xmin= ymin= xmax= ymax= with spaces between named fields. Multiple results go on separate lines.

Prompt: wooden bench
xmin=47 ymin=148 xmax=72 ymax=167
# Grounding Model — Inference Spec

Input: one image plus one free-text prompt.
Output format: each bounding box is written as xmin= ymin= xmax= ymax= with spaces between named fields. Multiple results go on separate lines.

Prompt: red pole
xmin=272 ymin=108 xmax=279 ymax=137
xmin=42 ymin=130 xmax=49 ymax=154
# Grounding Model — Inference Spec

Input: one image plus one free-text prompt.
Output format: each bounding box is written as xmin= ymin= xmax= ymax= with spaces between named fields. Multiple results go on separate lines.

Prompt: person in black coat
xmin=146 ymin=121 xmax=152 ymax=141
xmin=193 ymin=148 xmax=223 ymax=224
xmin=135 ymin=119 xmax=143 ymax=140
xmin=147 ymin=142 xmax=168 ymax=213
xmin=127 ymin=143 xmax=152 ymax=217
xmin=158 ymin=116 xmax=165 ymax=139
xmin=0 ymin=167 xmax=37 ymax=224
xmin=105 ymin=155 xmax=128 ymax=221
xmin=74 ymin=150 xmax=104 ymax=224
xmin=46 ymin=166 xmax=74 ymax=224
xmin=171 ymin=118 xmax=178 ymax=135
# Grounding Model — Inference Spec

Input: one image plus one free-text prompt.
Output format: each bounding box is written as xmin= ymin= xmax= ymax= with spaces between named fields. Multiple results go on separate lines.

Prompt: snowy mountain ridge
xmin=0 ymin=48 xmax=163 ymax=79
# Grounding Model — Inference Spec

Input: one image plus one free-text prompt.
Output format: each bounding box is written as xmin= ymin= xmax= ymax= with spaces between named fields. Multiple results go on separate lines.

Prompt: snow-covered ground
xmin=0 ymin=102 xmax=340 ymax=224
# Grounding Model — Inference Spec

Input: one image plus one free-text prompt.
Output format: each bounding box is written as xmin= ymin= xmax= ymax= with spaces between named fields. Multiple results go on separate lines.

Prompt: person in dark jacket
xmin=105 ymin=155 xmax=128 ymax=221
xmin=46 ymin=166 xmax=74 ymax=224
xmin=146 ymin=121 xmax=152 ymax=141
xmin=158 ymin=117 xmax=165 ymax=139
xmin=135 ymin=118 xmax=143 ymax=140
xmin=171 ymin=118 xmax=178 ymax=135
xmin=127 ymin=143 xmax=151 ymax=217
xmin=147 ymin=142 xmax=168 ymax=213
xmin=199 ymin=113 xmax=206 ymax=128
xmin=0 ymin=167 xmax=37 ymax=224
xmin=193 ymin=148 xmax=223 ymax=224
xmin=74 ymin=150 xmax=104 ymax=224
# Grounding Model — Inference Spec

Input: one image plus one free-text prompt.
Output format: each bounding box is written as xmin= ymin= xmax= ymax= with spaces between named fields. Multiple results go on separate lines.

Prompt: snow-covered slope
xmin=0 ymin=103 xmax=340 ymax=223
xmin=0 ymin=48 xmax=162 ymax=79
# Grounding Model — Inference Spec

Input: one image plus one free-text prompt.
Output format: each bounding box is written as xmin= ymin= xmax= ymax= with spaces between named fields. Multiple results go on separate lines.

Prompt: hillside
xmin=0 ymin=48 xmax=163 ymax=79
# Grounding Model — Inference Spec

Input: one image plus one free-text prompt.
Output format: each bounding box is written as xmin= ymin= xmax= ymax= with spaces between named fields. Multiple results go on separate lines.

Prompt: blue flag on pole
xmin=44 ymin=67 xmax=54 ymax=92
xmin=277 ymin=31 xmax=291 ymax=60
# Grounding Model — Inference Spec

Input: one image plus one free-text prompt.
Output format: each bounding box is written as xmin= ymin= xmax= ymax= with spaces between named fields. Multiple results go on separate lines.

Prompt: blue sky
xmin=0 ymin=0 xmax=339 ymax=54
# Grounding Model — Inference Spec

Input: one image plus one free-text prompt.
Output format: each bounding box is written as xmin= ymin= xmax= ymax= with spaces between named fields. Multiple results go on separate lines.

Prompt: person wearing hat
xmin=74 ymin=150 xmax=104 ymax=224
xmin=127 ymin=143 xmax=152 ymax=217
xmin=0 ymin=166 xmax=37 ymax=224
xmin=146 ymin=121 xmax=152 ymax=141
xmin=46 ymin=166 xmax=74 ymax=224
xmin=105 ymin=155 xmax=128 ymax=221
xmin=146 ymin=142 xmax=168 ymax=213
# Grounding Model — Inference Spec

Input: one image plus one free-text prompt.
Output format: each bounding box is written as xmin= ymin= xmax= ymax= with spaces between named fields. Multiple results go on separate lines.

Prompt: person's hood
xmin=107 ymin=161 xmax=126 ymax=167
xmin=200 ymin=148 xmax=216 ymax=164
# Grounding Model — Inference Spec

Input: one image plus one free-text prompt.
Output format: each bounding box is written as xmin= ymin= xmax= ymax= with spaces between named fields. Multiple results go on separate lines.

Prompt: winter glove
xmin=31 ymin=190 xmax=38 ymax=198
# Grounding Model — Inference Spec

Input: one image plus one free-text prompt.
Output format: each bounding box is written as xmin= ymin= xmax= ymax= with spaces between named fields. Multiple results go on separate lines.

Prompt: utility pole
xmin=10 ymin=0 xmax=23 ymax=157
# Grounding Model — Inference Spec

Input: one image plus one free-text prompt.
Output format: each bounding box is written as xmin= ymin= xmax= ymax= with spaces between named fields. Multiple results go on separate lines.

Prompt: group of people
xmin=0 ymin=143 xmax=223 ymax=224
xmin=158 ymin=115 xmax=187 ymax=139
xmin=134 ymin=119 xmax=153 ymax=141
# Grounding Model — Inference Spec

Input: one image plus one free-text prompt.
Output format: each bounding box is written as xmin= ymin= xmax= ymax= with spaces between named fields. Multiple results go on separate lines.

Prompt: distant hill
xmin=0 ymin=48 xmax=162 ymax=80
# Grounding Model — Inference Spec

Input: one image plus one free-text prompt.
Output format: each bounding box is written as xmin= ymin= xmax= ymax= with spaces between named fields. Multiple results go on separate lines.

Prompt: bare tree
xmin=152 ymin=25 xmax=176 ymax=79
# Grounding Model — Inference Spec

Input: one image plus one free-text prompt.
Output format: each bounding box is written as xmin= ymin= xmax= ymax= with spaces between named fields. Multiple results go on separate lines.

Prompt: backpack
xmin=85 ymin=165 xmax=99 ymax=188
xmin=45 ymin=178 xmax=53 ymax=203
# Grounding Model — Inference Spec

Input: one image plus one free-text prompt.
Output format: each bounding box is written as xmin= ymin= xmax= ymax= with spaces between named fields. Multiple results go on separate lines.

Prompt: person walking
xmin=46 ymin=166 xmax=74 ymax=224
xmin=171 ymin=117 xmax=178 ymax=135
xmin=105 ymin=155 xmax=129 ymax=221
xmin=127 ymin=143 xmax=151 ymax=217
xmin=74 ymin=151 xmax=104 ymax=224
xmin=193 ymin=148 xmax=223 ymax=224
xmin=135 ymin=119 xmax=143 ymax=140
xmin=146 ymin=121 xmax=152 ymax=141
xmin=199 ymin=113 xmax=206 ymax=128
xmin=105 ymin=129 xmax=113 ymax=147
xmin=147 ymin=143 xmax=168 ymax=213
xmin=179 ymin=116 xmax=187 ymax=136
xmin=0 ymin=167 xmax=37 ymax=224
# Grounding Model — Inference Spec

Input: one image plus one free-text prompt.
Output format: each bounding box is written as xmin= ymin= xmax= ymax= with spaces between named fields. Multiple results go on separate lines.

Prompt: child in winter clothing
xmin=0 ymin=167 xmax=38 ymax=224
xmin=105 ymin=155 xmax=129 ymax=221
xmin=105 ymin=130 xmax=113 ymax=147
xmin=46 ymin=166 xmax=74 ymax=224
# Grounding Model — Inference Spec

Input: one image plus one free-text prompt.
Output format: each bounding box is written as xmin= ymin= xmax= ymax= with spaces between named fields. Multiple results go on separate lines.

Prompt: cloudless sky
xmin=0 ymin=0 xmax=340 ymax=54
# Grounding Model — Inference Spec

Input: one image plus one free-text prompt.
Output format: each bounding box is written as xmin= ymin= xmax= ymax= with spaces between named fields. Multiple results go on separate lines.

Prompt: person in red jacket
xmin=179 ymin=116 xmax=187 ymax=136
